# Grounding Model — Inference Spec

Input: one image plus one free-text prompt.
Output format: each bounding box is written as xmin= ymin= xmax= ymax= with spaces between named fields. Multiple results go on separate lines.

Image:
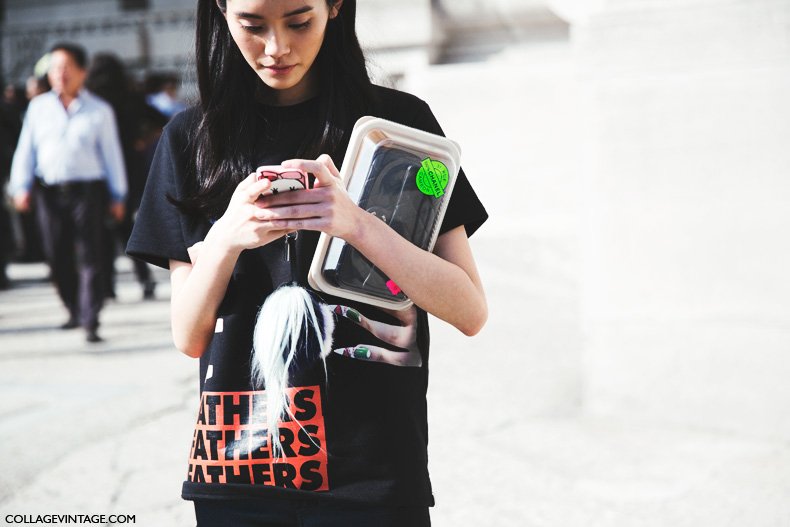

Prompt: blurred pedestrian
xmin=144 ymin=72 xmax=187 ymax=119
xmin=0 ymin=84 xmax=24 ymax=289
xmin=10 ymin=74 xmax=51 ymax=264
xmin=25 ymin=75 xmax=50 ymax=103
xmin=8 ymin=43 xmax=127 ymax=343
xmin=86 ymin=53 xmax=167 ymax=300
xmin=3 ymin=83 xmax=26 ymax=110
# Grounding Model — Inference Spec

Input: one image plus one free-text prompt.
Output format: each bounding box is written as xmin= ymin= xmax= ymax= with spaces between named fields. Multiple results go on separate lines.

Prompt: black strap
xmin=284 ymin=231 xmax=299 ymax=284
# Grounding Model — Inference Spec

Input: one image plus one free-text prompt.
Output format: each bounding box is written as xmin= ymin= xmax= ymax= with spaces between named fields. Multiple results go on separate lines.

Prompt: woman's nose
xmin=264 ymin=30 xmax=289 ymax=59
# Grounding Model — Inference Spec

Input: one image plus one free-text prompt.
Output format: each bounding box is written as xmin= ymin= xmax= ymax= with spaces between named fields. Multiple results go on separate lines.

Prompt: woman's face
xmin=223 ymin=0 xmax=340 ymax=105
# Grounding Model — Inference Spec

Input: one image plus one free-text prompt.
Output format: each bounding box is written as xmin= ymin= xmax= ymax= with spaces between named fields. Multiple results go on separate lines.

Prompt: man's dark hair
xmin=180 ymin=0 xmax=374 ymax=218
xmin=49 ymin=42 xmax=88 ymax=69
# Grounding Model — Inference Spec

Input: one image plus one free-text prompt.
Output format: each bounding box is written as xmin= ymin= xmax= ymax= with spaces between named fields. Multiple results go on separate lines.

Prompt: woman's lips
xmin=263 ymin=64 xmax=295 ymax=75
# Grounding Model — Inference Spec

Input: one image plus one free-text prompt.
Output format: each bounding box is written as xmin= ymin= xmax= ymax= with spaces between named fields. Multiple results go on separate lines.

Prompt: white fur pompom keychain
xmin=250 ymin=231 xmax=335 ymax=459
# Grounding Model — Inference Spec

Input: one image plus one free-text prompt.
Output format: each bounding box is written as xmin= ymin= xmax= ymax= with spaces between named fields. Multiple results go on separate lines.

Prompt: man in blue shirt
xmin=9 ymin=42 xmax=127 ymax=343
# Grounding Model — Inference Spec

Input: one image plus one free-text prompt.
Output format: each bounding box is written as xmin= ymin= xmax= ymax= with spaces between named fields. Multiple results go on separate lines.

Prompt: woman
xmin=128 ymin=1 xmax=488 ymax=525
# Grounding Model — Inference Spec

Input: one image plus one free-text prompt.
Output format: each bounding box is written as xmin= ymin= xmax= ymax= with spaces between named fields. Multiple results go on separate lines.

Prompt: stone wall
xmin=574 ymin=0 xmax=790 ymax=439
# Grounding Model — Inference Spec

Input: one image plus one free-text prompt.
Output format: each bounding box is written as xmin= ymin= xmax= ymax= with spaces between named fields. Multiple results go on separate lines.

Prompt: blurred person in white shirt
xmin=9 ymin=42 xmax=127 ymax=343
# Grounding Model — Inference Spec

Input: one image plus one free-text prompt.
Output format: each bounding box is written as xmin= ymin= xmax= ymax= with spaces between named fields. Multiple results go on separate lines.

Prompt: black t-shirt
xmin=127 ymin=85 xmax=488 ymax=506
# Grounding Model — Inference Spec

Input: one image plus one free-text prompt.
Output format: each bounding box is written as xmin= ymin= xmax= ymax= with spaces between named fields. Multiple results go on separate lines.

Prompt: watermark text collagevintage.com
xmin=5 ymin=514 xmax=135 ymax=524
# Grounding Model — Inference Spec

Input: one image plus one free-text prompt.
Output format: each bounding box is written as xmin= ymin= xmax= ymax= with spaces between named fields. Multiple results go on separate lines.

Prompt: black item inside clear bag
xmin=322 ymin=146 xmax=444 ymax=301
xmin=309 ymin=117 xmax=460 ymax=309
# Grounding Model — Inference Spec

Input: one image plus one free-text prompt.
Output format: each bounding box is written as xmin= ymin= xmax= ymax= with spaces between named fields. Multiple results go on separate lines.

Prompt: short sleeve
xmin=407 ymin=101 xmax=488 ymax=237
xmin=126 ymin=121 xmax=191 ymax=269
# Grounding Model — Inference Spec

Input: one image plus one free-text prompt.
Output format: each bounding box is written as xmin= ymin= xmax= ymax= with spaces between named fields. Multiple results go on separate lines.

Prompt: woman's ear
xmin=215 ymin=0 xmax=227 ymax=16
xmin=329 ymin=0 xmax=344 ymax=19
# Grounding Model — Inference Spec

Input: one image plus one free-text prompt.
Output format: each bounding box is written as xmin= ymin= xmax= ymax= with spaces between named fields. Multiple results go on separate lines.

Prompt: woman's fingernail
xmin=346 ymin=308 xmax=362 ymax=323
xmin=335 ymin=347 xmax=372 ymax=360
xmin=353 ymin=346 xmax=372 ymax=359
xmin=333 ymin=305 xmax=362 ymax=324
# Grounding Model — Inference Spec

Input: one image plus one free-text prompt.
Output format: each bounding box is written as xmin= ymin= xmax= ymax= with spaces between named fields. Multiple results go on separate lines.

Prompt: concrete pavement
xmin=1 ymin=256 xmax=790 ymax=526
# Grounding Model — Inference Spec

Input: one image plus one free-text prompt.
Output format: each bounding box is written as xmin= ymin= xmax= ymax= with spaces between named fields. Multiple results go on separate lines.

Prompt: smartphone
xmin=256 ymin=165 xmax=310 ymax=195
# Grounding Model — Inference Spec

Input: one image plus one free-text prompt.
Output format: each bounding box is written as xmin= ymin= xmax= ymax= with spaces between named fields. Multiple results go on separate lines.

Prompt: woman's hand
xmin=205 ymin=172 xmax=293 ymax=254
xmin=254 ymin=155 xmax=366 ymax=242
xmin=170 ymin=172 xmax=292 ymax=359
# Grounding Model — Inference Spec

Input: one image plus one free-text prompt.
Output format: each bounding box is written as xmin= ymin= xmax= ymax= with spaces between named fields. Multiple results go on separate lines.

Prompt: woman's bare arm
xmin=169 ymin=174 xmax=289 ymax=358
xmin=351 ymin=219 xmax=487 ymax=335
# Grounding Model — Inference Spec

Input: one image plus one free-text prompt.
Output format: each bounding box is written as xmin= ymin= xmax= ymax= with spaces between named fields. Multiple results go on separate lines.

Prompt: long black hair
xmin=181 ymin=0 xmax=374 ymax=218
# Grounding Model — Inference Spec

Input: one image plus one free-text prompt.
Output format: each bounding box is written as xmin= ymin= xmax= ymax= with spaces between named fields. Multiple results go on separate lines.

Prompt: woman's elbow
xmin=459 ymin=299 xmax=488 ymax=337
xmin=179 ymin=343 xmax=205 ymax=359
xmin=172 ymin=328 xmax=207 ymax=359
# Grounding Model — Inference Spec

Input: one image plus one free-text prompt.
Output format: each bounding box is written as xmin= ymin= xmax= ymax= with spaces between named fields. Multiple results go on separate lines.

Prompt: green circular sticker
xmin=416 ymin=158 xmax=449 ymax=198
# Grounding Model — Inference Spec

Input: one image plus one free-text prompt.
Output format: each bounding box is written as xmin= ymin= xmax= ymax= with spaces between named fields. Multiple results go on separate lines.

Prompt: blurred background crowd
xmin=0 ymin=60 xmax=183 ymax=292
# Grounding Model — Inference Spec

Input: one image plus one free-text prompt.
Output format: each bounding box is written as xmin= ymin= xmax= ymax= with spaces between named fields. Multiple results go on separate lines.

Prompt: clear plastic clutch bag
xmin=308 ymin=117 xmax=461 ymax=309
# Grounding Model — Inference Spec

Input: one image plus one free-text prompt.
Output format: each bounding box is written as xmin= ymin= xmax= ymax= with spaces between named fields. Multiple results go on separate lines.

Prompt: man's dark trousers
xmin=34 ymin=180 xmax=107 ymax=332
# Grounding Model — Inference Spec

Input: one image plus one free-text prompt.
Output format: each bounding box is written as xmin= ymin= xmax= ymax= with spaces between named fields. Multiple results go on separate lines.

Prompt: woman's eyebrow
xmin=283 ymin=6 xmax=313 ymax=17
xmin=234 ymin=6 xmax=313 ymax=20
xmin=235 ymin=11 xmax=264 ymax=20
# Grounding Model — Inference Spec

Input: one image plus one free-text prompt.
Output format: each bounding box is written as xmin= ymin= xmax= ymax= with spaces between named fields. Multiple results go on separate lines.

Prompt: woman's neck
xmin=259 ymin=69 xmax=318 ymax=107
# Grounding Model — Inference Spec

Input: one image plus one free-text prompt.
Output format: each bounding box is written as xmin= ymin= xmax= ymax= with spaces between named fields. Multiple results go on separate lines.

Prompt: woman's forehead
xmin=225 ymin=0 xmax=325 ymax=18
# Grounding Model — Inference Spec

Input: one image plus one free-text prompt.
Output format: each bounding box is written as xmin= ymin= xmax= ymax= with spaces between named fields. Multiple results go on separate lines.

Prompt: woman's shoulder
xmin=156 ymin=105 xmax=203 ymax=156
xmin=368 ymin=84 xmax=448 ymax=135
xmin=369 ymin=84 xmax=432 ymax=121
xmin=370 ymin=84 xmax=426 ymax=105
xmin=164 ymin=105 xmax=202 ymax=135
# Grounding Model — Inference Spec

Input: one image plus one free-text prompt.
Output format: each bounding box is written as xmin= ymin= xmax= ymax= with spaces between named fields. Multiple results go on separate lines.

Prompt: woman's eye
xmin=289 ymin=20 xmax=311 ymax=31
xmin=240 ymin=24 xmax=263 ymax=34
